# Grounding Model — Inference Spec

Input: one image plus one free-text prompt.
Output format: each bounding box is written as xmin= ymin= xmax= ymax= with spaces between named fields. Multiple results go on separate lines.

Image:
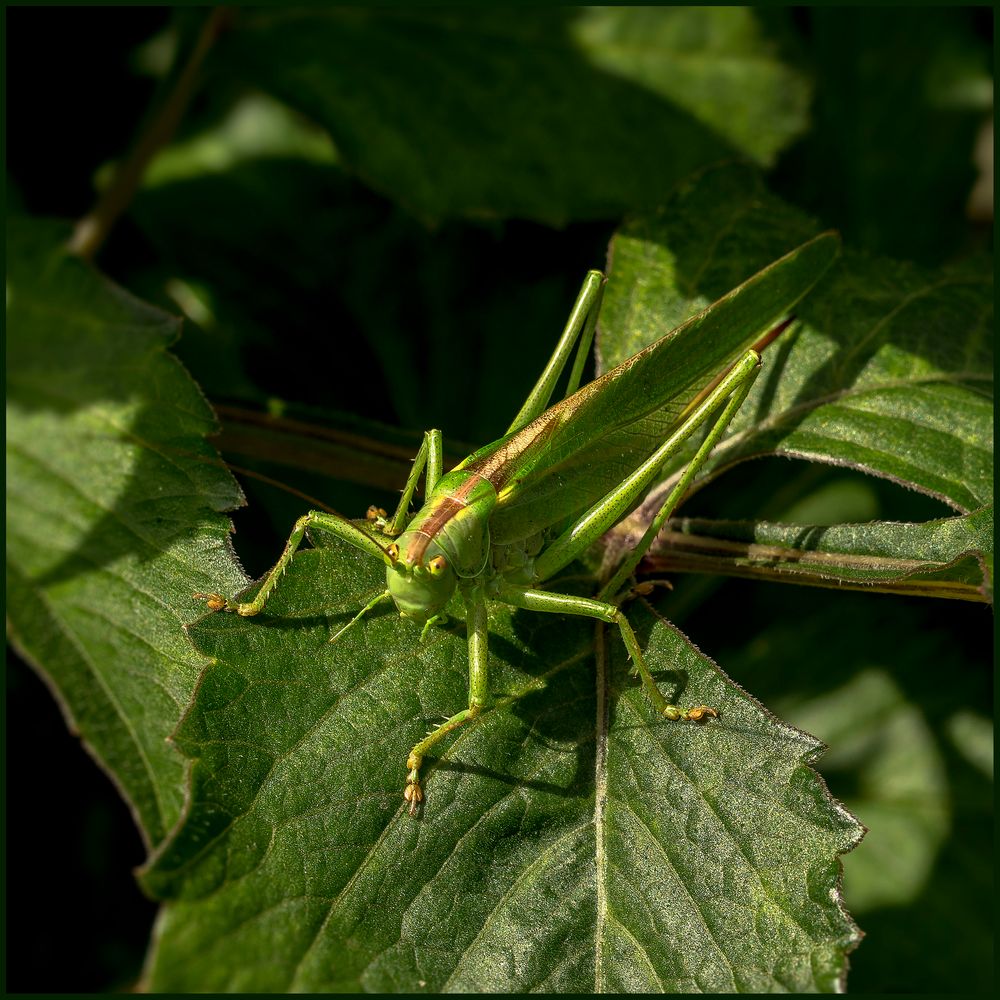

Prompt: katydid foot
xmin=193 ymin=592 xmax=258 ymax=616
xmin=404 ymin=754 xmax=424 ymax=816
xmin=623 ymin=662 xmax=719 ymax=721
xmin=403 ymin=702 xmax=483 ymax=816
xmin=660 ymin=703 xmax=719 ymax=722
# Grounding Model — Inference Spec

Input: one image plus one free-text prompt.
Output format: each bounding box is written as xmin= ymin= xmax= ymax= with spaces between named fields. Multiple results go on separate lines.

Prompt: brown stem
xmin=68 ymin=7 xmax=233 ymax=261
xmin=640 ymin=531 xmax=990 ymax=603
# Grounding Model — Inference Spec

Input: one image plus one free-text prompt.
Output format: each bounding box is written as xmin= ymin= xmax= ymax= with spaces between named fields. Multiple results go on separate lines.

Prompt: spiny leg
xmin=196 ymin=510 xmax=389 ymax=616
xmin=533 ymin=348 xmax=763 ymax=584
xmin=201 ymin=429 xmax=443 ymax=615
xmin=405 ymin=584 xmax=489 ymax=814
xmin=506 ymin=269 xmax=606 ymax=434
xmin=388 ymin=428 xmax=443 ymax=536
xmin=599 ymin=354 xmax=762 ymax=601
xmin=497 ymin=583 xmax=716 ymax=721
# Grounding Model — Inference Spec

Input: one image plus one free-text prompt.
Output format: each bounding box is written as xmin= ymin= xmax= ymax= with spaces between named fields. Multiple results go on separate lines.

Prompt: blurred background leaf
xmin=766 ymin=7 xmax=993 ymax=266
xmin=207 ymin=7 xmax=809 ymax=224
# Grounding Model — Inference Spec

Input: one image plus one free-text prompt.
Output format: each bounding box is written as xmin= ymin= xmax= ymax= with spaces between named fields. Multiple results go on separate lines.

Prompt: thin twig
xmin=68 ymin=7 xmax=233 ymax=261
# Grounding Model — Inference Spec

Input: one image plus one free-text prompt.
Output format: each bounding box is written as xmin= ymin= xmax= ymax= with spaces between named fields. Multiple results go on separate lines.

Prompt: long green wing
xmin=460 ymin=232 xmax=840 ymax=543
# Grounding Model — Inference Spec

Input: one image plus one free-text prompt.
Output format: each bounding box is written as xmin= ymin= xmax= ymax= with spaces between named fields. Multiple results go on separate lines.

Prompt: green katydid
xmin=198 ymin=232 xmax=838 ymax=814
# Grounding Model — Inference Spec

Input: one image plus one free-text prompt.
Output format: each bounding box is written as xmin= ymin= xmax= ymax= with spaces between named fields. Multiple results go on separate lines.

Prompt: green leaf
xmin=600 ymin=163 xmax=993 ymax=524
xmin=571 ymin=7 xmax=811 ymax=167
xmin=212 ymin=7 xmax=809 ymax=223
xmin=128 ymin=155 xmax=612 ymax=443
xmin=692 ymin=585 xmax=992 ymax=993
xmin=646 ymin=506 xmax=993 ymax=602
xmin=8 ymin=8 xmax=991 ymax=991
xmin=141 ymin=540 xmax=861 ymax=991
xmin=5 ymin=217 xmax=247 ymax=845
xmin=142 ymin=91 xmax=338 ymax=187
xmin=790 ymin=670 xmax=950 ymax=915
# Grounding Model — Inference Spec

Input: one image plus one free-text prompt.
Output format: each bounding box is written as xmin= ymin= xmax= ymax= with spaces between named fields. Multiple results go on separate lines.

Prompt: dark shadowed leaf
xmin=211 ymin=7 xmax=809 ymax=223
xmin=689 ymin=584 xmax=992 ymax=993
xmin=571 ymin=7 xmax=810 ymax=167
xmin=769 ymin=7 xmax=991 ymax=266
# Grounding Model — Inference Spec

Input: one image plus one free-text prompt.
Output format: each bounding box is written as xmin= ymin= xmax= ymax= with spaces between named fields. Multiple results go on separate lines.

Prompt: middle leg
xmin=404 ymin=583 xmax=490 ymax=814
xmin=497 ymin=583 xmax=716 ymax=722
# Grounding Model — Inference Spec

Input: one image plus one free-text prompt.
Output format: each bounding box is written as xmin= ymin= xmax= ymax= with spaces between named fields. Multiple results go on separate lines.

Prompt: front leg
xmin=195 ymin=510 xmax=390 ymax=616
xmin=388 ymin=428 xmax=443 ymax=536
xmin=404 ymin=583 xmax=489 ymax=815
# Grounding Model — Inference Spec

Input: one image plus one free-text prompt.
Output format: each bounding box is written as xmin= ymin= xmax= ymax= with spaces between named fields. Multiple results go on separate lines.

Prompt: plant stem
xmin=68 ymin=7 xmax=233 ymax=261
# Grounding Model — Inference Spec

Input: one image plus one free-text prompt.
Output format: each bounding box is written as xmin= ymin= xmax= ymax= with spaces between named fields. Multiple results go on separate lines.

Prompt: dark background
xmin=6 ymin=6 xmax=993 ymax=992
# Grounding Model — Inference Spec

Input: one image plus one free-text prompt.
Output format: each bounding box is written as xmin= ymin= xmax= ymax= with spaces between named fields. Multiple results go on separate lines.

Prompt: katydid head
xmin=384 ymin=533 xmax=457 ymax=623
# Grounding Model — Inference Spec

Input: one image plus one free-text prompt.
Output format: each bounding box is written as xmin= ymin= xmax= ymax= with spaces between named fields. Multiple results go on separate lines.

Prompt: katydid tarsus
xmin=198 ymin=233 xmax=839 ymax=814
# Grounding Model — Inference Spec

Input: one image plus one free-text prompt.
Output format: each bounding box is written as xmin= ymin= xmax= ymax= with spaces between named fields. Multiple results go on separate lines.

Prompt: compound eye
xmin=386 ymin=542 xmax=400 ymax=563
xmin=428 ymin=555 xmax=447 ymax=576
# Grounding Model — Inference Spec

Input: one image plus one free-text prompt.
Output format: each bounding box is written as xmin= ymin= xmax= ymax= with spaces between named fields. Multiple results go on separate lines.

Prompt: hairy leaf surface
xmin=5 ymin=218 xmax=247 ymax=845
xmin=142 ymin=541 xmax=861 ymax=991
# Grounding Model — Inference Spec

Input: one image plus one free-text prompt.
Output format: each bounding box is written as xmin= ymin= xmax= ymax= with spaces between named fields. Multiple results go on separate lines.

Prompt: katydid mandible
xmin=198 ymin=233 xmax=838 ymax=814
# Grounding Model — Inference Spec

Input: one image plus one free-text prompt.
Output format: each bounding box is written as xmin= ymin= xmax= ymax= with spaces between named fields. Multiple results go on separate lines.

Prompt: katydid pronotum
xmin=198 ymin=233 xmax=838 ymax=814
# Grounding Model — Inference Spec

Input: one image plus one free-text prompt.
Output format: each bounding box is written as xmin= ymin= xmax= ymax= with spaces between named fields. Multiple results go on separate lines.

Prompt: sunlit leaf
xmin=141 ymin=541 xmax=862 ymax=991
xmin=600 ymin=164 xmax=993 ymax=580
xmin=5 ymin=218 xmax=247 ymax=845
